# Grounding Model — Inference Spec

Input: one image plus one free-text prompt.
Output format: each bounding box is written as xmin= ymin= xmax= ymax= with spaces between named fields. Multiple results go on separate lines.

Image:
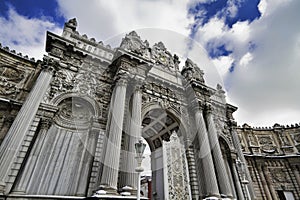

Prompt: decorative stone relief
xmin=163 ymin=131 xmax=191 ymax=200
xmin=280 ymin=134 xmax=291 ymax=146
xmin=238 ymin=134 xmax=246 ymax=150
xmin=151 ymin=42 xmax=175 ymax=70
xmin=248 ymin=133 xmax=258 ymax=146
xmin=0 ymin=65 xmax=29 ymax=98
xmin=143 ymin=82 xmax=179 ymax=101
xmin=292 ymin=133 xmax=300 ymax=152
xmin=50 ymin=47 xmax=64 ymax=58
xmin=120 ymin=31 xmax=151 ymax=60
xmin=181 ymin=58 xmax=205 ymax=83
xmin=213 ymin=117 xmax=233 ymax=146
xmin=270 ymin=168 xmax=290 ymax=183
xmin=54 ymin=97 xmax=94 ymax=129
xmin=292 ymin=133 xmax=300 ymax=144
xmin=258 ymin=135 xmax=277 ymax=153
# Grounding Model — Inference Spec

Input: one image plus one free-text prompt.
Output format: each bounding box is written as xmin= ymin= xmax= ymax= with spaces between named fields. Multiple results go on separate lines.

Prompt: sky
xmin=0 ymin=0 xmax=299 ymax=127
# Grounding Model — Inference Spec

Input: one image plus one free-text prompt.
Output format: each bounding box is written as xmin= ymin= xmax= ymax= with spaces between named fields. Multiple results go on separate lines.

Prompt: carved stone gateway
xmin=0 ymin=18 xmax=299 ymax=200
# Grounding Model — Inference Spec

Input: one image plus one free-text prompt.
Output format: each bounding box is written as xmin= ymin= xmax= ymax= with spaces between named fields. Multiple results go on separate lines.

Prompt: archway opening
xmin=141 ymin=108 xmax=182 ymax=199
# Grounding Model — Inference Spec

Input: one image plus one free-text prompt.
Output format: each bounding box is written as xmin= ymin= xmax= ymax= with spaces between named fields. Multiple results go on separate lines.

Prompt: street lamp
xmin=135 ymin=138 xmax=146 ymax=200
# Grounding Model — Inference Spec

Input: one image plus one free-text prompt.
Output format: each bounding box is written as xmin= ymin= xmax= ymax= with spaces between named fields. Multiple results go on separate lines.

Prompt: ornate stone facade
xmin=0 ymin=18 xmax=299 ymax=200
xmin=236 ymin=124 xmax=300 ymax=200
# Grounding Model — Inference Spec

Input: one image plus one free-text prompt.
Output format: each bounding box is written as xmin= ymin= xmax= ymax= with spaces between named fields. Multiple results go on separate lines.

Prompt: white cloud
xmin=197 ymin=17 xmax=227 ymax=42
xmin=0 ymin=7 xmax=62 ymax=59
xmin=192 ymin=0 xmax=300 ymax=126
xmin=258 ymin=0 xmax=292 ymax=16
xmin=0 ymin=0 xmax=298 ymax=128
xmin=239 ymin=52 xmax=252 ymax=66
xmin=56 ymin=0 xmax=192 ymax=42
xmin=212 ymin=55 xmax=234 ymax=77
xmin=226 ymin=0 xmax=239 ymax=18
xmin=227 ymin=0 xmax=300 ymax=126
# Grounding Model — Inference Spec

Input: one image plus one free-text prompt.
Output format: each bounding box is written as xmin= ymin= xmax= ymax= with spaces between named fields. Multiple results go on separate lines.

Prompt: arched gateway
xmin=0 ymin=18 xmax=257 ymax=200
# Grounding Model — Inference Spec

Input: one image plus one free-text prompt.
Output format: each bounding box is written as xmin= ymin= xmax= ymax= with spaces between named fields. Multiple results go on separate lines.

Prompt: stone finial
xmin=181 ymin=58 xmax=205 ymax=83
xmin=64 ymin=18 xmax=77 ymax=31
xmin=120 ymin=31 xmax=150 ymax=59
xmin=173 ymin=54 xmax=180 ymax=71
xmin=217 ymin=83 xmax=223 ymax=91
xmin=273 ymin=123 xmax=281 ymax=129
xmin=242 ymin=123 xmax=251 ymax=129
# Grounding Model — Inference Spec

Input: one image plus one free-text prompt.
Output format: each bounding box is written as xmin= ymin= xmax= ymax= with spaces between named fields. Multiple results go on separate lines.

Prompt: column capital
xmin=40 ymin=117 xmax=52 ymax=130
xmin=205 ymin=102 xmax=214 ymax=114
xmin=190 ymin=99 xmax=205 ymax=111
xmin=115 ymin=70 xmax=129 ymax=87
xmin=256 ymin=159 xmax=266 ymax=169
xmin=39 ymin=56 xmax=59 ymax=74
xmin=130 ymin=77 xmax=144 ymax=93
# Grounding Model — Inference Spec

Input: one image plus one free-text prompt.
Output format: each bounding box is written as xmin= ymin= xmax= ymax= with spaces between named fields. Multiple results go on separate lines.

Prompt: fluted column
xmin=257 ymin=164 xmax=272 ymax=200
xmin=291 ymin=164 xmax=300 ymax=188
xmin=232 ymin=161 xmax=245 ymax=200
xmin=13 ymin=117 xmax=52 ymax=194
xmin=230 ymin=122 xmax=256 ymax=199
xmin=123 ymin=84 xmax=142 ymax=190
xmin=263 ymin=167 xmax=278 ymax=200
xmin=100 ymin=74 xmax=128 ymax=194
xmin=194 ymin=104 xmax=219 ymax=198
xmin=205 ymin=103 xmax=233 ymax=198
xmin=0 ymin=60 xmax=56 ymax=194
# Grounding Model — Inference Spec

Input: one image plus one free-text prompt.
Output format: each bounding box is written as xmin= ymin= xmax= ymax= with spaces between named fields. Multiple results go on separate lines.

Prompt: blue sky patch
xmin=206 ymin=43 xmax=233 ymax=58
xmin=188 ymin=0 xmax=261 ymax=38
xmin=229 ymin=62 xmax=235 ymax=73
xmin=0 ymin=0 xmax=65 ymax=26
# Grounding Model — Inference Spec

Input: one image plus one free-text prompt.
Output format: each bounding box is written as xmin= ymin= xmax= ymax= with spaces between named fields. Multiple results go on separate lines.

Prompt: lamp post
xmin=135 ymin=138 xmax=146 ymax=200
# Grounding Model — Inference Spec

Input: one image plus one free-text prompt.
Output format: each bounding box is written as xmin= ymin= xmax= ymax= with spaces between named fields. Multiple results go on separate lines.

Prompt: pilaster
xmin=257 ymin=162 xmax=272 ymax=200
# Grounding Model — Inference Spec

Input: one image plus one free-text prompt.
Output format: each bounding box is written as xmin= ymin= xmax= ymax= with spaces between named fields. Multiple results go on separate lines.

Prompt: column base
xmin=204 ymin=193 xmax=221 ymax=200
xmin=0 ymin=182 xmax=5 ymax=195
xmin=203 ymin=197 xmax=236 ymax=200
xmin=97 ymin=185 xmax=118 ymax=195
xmin=121 ymin=186 xmax=137 ymax=196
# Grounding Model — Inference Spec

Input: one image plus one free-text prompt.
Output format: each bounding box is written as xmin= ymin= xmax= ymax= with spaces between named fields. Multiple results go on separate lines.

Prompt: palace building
xmin=0 ymin=18 xmax=299 ymax=200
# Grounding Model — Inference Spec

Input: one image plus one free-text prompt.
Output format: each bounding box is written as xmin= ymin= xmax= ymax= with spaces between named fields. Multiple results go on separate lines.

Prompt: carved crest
xmin=258 ymin=135 xmax=277 ymax=153
xmin=151 ymin=42 xmax=175 ymax=70
xmin=181 ymin=58 xmax=205 ymax=83
xmin=120 ymin=31 xmax=151 ymax=60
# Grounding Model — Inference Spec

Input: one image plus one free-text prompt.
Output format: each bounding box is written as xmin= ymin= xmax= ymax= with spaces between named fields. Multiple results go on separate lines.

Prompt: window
xmin=277 ymin=191 xmax=295 ymax=200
